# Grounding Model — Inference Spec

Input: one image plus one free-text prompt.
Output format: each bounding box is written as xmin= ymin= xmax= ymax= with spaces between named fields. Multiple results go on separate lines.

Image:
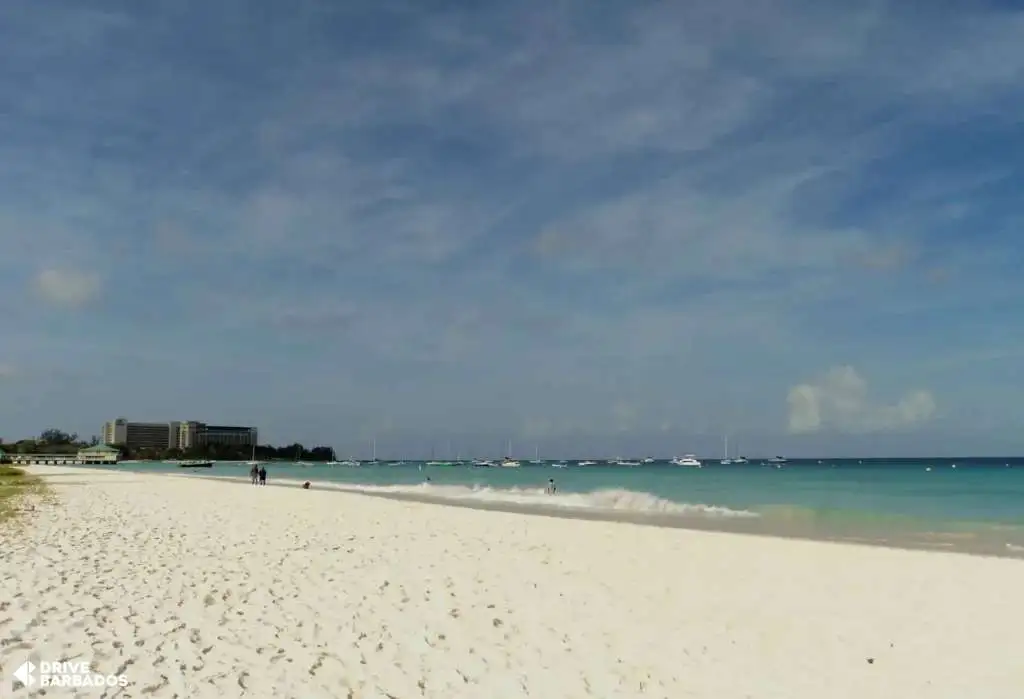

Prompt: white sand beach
xmin=2 ymin=466 xmax=1023 ymax=698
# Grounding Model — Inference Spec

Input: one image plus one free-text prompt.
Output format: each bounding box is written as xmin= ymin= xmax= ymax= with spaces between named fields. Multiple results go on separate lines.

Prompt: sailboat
xmin=500 ymin=439 xmax=520 ymax=468
xmin=366 ymin=438 xmax=379 ymax=465
xmin=720 ymin=435 xmax=732 ymax=465
xmin=425 ymin=444 xmax=450 ymax=466
xmin=530 ymin=445 xmax=543 ymax=465
xmin=246 ymin=443 xmax=259 ymax=467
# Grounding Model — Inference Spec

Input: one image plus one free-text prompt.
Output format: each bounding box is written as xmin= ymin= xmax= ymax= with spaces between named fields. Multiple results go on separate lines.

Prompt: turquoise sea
xmin=97 ymin=458 xmax=1024 ymax=558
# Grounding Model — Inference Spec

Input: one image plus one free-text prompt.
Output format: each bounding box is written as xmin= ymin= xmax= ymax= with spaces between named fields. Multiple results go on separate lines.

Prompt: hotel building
xmin=102 ymin=418 xmax=258 ymax=452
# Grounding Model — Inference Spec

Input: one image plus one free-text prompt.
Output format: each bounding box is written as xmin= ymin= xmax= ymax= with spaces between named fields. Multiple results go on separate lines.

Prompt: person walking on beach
xmin=250 ymin=464 xmax=259 ymax=485
xmin=258 ymin=465 xmax=267 ymax=486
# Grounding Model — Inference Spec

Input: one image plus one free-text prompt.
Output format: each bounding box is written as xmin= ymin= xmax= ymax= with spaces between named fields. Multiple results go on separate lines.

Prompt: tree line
xmin=0 ymin=429 xmax=336 ymax=462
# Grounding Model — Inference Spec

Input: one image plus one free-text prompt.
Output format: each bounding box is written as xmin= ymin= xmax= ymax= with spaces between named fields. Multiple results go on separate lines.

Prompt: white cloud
xmin=34 ymin=268 xmax=101 ymax=308
xmin=530 ymin=160 xmax=880 ymax=284
xmin=787 ymin=366 xmax=936 ymax=434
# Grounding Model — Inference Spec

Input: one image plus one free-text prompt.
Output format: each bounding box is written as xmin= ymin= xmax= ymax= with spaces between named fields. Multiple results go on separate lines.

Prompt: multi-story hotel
xmin=174 ymin=421 xmax=258 ymax=450
xmin=102 ymin=418 xmax=258 ymax=452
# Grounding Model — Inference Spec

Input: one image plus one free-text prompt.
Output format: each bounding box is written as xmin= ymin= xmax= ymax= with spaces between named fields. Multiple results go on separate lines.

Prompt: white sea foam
xmin=317 ymin=482 xmax=759 ymax=518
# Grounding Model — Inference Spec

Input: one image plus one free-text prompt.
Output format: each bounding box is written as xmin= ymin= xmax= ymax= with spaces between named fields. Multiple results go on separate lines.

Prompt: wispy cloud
xmin=0 ymin=0 xmax=1022 ymax=454
xmin=34 ymin=269 xmax=102 ymax=308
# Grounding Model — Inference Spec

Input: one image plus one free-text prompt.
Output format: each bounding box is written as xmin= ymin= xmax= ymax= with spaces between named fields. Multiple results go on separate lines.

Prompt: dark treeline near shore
xmin=0 ymin=429 xmax=336 ymax=462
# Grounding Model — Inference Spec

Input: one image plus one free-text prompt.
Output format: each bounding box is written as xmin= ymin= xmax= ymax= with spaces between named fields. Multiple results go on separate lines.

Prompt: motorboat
xmin=179 ymin=460 xmax=213 ymax=469
xmin=670 ymin=455 xmax=702 ymax=467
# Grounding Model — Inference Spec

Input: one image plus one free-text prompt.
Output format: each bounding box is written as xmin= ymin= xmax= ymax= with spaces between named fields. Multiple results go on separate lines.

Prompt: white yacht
xmin=642 ymin=457 xmax=655 ymax=463
xmin=671 ymin=454 xmax=703 ymax=467
xmin=732 ymin=455 xmax=748 ymax=464
xmin=472 ymin=459 xmax=495 ymax=467
xmin=767 ymin=456 xmax=788 ymax=464
xmin=578 ymin=460 xmax=597 ymax=466
xmin=616 ymin=460 xmax=641 ymax=466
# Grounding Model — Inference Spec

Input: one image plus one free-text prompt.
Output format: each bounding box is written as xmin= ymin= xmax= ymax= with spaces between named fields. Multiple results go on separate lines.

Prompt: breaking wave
xmin=319 ymin=482 xmax=759 ymax=519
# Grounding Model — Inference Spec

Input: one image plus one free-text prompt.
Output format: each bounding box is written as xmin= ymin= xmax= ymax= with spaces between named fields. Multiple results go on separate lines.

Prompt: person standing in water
xmin=258 ymin=465 xmax=267 ymax=486
xmin=250 ymin=464 xmax=259 ymax=485
xmin=545 ymin=478 xmax=556 ymax=495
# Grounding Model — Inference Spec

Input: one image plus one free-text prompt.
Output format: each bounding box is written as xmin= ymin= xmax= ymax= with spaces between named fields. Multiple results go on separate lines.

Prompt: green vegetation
xmin=127 ymin=443 xmax=336 ymax=462
xmin=0 ymin=428 xmax=97 ymax=457
xmin=0 ymin=466 xmax=53 ymax=526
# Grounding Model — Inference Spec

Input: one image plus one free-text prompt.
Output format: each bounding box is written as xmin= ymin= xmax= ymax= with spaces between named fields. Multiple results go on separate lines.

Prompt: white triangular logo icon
xmin=14 ymin=661 xmax=36 ymax=686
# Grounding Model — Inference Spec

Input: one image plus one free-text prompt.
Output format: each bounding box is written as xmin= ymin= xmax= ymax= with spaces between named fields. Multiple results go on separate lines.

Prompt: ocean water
xmin=94 ymin=458 xmax=1024 ymax=557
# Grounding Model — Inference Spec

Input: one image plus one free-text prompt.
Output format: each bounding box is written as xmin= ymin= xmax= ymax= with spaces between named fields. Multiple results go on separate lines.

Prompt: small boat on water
xmin=179 ymin=460 xmax=213 ymax=469
xmin=500 ymin=439 xmax=520 ymax=467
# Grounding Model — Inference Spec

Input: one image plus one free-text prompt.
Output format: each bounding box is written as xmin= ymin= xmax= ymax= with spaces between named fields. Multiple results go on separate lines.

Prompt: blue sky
xmin=1 ymin=0 xmax=1023 ymax=457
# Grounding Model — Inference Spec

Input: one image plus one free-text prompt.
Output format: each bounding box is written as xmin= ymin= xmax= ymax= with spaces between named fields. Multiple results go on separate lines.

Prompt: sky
xmin=1 ymin=0 xmax=1023 ymax=458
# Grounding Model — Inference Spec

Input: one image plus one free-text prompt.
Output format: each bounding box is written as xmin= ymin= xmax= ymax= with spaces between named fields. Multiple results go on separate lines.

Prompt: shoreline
xmin=178 ymin=470 xmax=1024 ymax=560
xmin=4 ymin=465 xmax=1024 ymax=697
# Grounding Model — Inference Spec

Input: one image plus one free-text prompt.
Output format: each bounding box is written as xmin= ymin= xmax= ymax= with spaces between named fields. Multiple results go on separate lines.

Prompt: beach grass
xmin=0 ymin=466 xmax=52 ymax=525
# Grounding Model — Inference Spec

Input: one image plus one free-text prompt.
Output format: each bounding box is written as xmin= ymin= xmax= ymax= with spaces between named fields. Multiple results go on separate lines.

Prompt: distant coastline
xmin=0 ymin=428 xmax=336 ymax=463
